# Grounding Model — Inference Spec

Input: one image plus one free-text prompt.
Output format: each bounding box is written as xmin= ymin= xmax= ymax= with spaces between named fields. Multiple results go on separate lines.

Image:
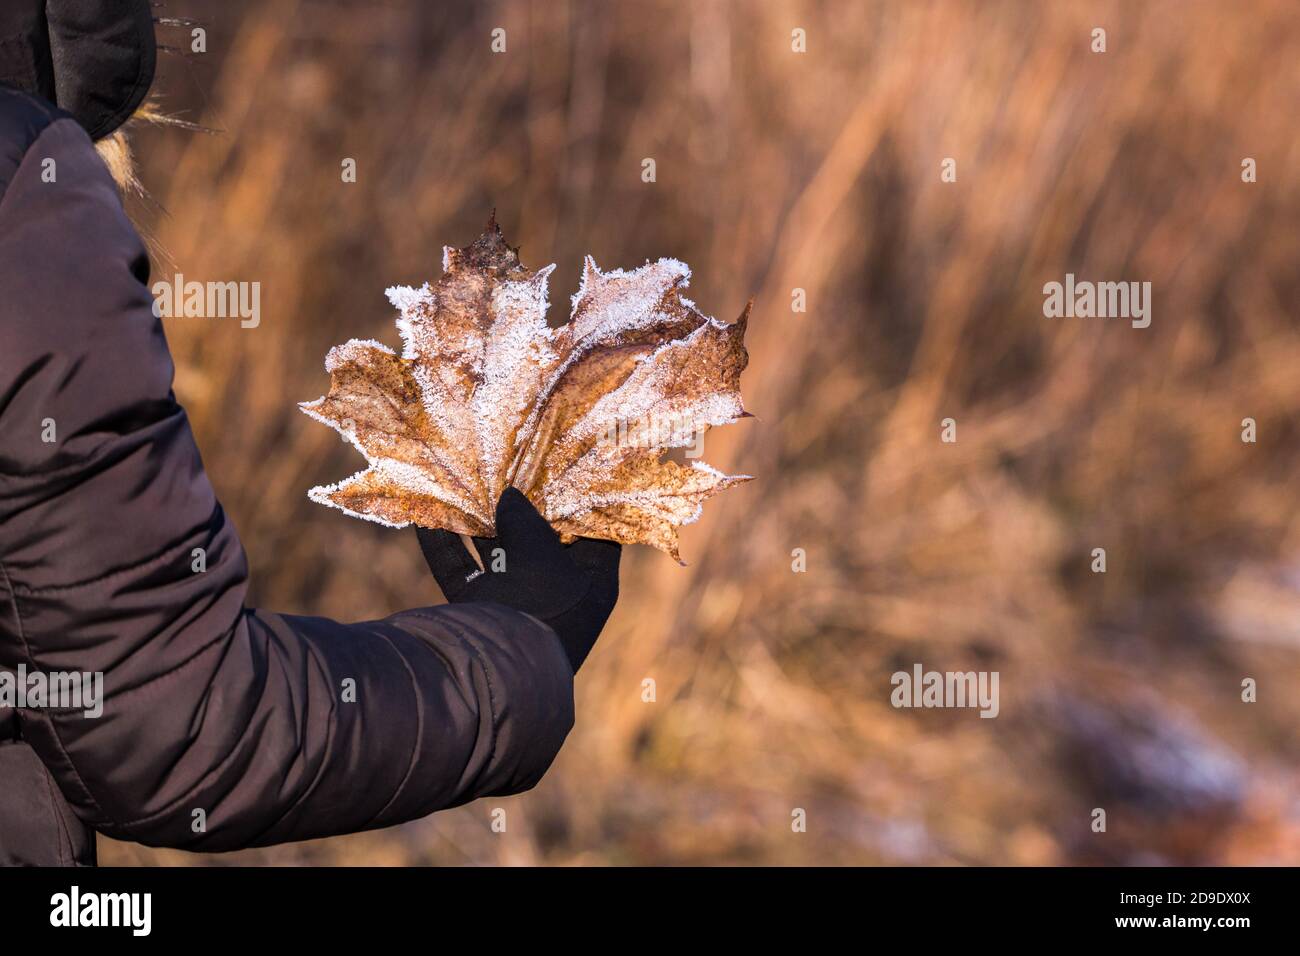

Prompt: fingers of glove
xmin=494 ymin=486 xmax=566 ymax=559
xmin=416 ymin=527 xmax=480 ymax=601
xmin=567 ymin=537 xmax=622 ymax=581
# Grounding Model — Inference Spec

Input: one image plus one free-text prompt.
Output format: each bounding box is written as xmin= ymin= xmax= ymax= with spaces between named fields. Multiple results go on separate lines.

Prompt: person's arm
xmin=0 ymin=92 xmax=575 ymax=851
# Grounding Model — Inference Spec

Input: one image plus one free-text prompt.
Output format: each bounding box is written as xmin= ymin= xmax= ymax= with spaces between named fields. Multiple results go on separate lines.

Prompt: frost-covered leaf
xmin=300 ymin=218 xmax=752 ymax=561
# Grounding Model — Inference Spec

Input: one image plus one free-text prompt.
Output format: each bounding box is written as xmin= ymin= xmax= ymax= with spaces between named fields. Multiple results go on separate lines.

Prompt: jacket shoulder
xmin=0 ymin=86 xmax=77 ymax=203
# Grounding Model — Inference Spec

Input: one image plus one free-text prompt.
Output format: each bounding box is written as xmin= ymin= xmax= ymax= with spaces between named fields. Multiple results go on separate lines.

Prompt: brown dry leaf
xmin=299 ymin=220 xmax=752 ymax=561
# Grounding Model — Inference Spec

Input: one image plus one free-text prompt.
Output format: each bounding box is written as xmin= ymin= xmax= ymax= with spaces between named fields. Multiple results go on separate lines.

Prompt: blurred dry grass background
xmin=101 ymin=0 xmax=1299 ymax=865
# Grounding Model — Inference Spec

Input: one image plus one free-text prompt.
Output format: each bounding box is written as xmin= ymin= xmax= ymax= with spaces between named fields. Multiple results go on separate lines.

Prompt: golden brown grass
xmin=101 ymin=0 xmax=1300 ymax=865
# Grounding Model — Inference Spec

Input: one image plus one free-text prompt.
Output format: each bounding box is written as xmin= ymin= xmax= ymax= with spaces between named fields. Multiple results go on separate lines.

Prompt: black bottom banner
xmin=0 ymin=865 xmax=1284 ymax=943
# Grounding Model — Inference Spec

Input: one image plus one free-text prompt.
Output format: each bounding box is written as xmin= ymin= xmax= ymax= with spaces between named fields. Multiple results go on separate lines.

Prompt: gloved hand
xmin=417 ymin=487 xmax=621 ymax=672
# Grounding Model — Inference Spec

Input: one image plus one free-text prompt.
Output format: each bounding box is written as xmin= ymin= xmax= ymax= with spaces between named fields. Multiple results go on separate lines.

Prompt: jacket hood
xmin=0 ymin=0 xmax=155 ymax=140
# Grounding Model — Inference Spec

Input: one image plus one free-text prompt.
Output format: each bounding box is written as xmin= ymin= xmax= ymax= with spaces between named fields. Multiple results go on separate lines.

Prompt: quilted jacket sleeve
xmin=0 ymin=88 xmax=574 ymax=851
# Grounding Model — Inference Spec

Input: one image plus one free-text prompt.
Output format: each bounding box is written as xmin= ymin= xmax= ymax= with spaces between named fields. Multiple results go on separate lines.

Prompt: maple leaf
xmin=299 ymin=219 xmax=752 ymax=562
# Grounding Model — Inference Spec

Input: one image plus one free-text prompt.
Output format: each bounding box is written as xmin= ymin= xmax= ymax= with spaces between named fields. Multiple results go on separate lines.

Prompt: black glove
xmin=417 ymin=487 xmax=621 ymax=672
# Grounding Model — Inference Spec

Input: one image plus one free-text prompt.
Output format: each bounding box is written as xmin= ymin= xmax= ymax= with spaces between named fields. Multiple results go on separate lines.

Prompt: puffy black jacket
xmin=0 ymin=86 xmax=575 ymax=866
